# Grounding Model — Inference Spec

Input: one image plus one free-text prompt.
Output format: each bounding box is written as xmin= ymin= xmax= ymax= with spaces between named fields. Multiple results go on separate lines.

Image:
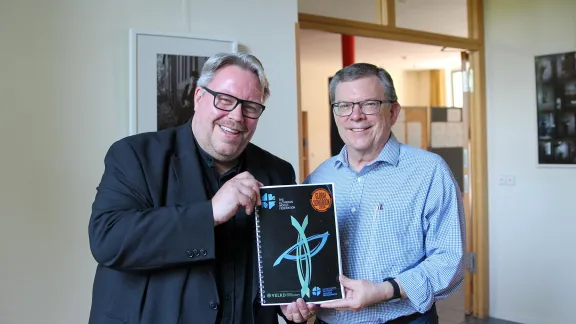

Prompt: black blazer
xmin=88 ymin=122 xmax=296 ymax=324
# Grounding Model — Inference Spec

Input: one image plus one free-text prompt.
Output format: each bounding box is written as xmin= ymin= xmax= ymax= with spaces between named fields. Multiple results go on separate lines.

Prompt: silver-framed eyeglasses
xmin=331 ymin=99 xmax=394 ymax=117
xmin=202 ymin=86 xmax=266 ymax=119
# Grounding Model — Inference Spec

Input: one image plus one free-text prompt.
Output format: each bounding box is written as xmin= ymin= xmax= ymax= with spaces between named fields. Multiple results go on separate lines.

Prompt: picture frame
xmin=128 ymin=29 xmax=238 ymax=135
xmin=534 ymin=50 xmax=576 ymax=167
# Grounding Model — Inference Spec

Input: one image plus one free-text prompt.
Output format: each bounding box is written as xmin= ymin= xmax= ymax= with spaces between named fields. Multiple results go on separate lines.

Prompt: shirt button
xmin=351 ymin=207 xmax=356 ymax=212
xmin=357 ymin=177 xmax=362 ymax=182
xmin=209 ymin=301 xmax=218 ymax=310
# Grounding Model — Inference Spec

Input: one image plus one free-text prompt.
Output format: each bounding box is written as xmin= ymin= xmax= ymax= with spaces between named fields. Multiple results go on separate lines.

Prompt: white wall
xmin=485 ymin=0 xmax=576 ymax=323
xmin=0 ymin=1 xmax=298 ymax=323
xmin=299 ymin=53 xmax=340 ymax=172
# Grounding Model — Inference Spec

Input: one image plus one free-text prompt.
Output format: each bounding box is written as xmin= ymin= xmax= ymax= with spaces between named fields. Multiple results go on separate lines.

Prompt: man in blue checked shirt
xmin=304 ymin=63 xmax=466 ymax=324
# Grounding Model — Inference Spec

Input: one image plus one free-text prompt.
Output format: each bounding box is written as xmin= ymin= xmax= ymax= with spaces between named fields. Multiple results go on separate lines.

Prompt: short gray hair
xmin=329 ymin=63 xmax=398 ymax=103
xmin=197 ymin=52 xmax=270 ymax=103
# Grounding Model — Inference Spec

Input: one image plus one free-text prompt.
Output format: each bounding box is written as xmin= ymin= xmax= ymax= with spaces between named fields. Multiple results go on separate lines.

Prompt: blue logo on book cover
xmin=273 ymin=215 xmax=330 ymax=298
xmin=312 ymin=286 xmax=321 ymax=296
xmin=261 ymin=193 xmax=276 ymax=209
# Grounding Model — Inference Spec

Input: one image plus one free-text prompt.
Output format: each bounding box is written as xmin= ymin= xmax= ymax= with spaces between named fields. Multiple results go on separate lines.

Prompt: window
xmin=451 ymin=70 xmax=464 ymax=108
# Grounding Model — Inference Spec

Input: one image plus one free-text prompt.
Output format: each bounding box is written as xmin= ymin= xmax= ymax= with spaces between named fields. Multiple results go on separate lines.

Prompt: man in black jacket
xmin=88 ymin=52 xmax=315 ymax=324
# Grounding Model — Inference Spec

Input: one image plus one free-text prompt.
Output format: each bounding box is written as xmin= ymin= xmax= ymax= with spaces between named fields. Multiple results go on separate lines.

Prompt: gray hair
xmin=197 ymin=52 xmax=270 ymax=103
xmin=329 ymin=63 xmax=398 ymax=103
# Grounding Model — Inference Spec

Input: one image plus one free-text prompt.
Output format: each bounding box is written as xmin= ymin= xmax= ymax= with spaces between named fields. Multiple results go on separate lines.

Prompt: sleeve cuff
xmin=182 ymin=201 xmax=215 ymax=261
xmin=395 ymin=270 xmax=434 ymax=313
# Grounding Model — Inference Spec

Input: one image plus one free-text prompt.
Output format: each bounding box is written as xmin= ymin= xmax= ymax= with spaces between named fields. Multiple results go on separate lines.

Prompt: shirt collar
xmin=334 ymin=132 xmax=401 ymax=168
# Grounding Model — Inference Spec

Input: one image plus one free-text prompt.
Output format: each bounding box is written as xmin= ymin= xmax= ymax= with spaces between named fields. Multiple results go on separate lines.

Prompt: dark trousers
xmin=315 ymin=303 xmax=438 ymax=324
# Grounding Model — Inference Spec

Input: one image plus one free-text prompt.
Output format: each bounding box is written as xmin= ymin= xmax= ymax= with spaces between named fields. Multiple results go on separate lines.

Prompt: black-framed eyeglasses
xmin=201 ymin=87 xmax=265 ymax=119
xmin=331 ymin=99 xmax=395 ymax=117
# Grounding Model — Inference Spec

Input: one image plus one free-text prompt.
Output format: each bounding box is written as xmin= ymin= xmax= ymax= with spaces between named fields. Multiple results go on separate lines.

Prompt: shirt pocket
xmin=367 ymin=203 xmax=424 ymax=275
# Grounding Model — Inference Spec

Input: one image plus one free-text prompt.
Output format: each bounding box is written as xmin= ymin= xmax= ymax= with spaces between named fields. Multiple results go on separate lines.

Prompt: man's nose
xmin=349 ymin=104 xmax=365 ymax=120
xmin=228 ymin=104 xmax=244 ymax=120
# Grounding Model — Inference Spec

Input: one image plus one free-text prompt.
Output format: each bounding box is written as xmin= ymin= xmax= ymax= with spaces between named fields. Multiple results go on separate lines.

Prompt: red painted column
xmin=341 ymin=34 xmax=355 ymax=67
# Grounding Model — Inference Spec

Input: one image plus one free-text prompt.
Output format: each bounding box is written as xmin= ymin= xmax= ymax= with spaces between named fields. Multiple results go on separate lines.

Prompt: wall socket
xmin=498 ymin=175 xmax=515 ymax=186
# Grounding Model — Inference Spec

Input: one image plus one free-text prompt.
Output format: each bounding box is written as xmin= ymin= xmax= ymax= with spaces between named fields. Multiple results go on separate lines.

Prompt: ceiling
xmin=299 ymin=29 xmax=464 ymax=71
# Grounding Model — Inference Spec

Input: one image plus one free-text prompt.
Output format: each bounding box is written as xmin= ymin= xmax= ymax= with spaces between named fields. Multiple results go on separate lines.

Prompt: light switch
xmin=498 ymin=175 xmax=515 ymax=186
xmin=505 ymin=175 xmax=515 ymax=185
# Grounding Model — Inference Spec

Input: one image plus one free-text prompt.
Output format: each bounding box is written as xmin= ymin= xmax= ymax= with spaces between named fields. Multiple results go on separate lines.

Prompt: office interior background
xmin=0 ymin=0 xmax=574 ymax=323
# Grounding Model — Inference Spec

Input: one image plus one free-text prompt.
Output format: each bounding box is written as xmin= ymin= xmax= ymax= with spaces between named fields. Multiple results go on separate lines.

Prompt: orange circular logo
xmin=310 ymin=188 xmax=332 ymax=212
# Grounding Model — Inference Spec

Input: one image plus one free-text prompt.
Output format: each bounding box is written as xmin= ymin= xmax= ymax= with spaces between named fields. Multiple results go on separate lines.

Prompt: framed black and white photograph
xmin=129 ymin=29 xmax=238 ymax=134
xmin=534 ymin=51 xmax=576 ymax=166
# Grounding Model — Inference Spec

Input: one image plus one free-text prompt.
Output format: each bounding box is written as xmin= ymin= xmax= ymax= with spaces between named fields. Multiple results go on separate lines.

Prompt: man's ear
xmin=389 ymin=102 xmax=402 ymax=125
xmin=194 ymin=87 xmax=203 ymax=111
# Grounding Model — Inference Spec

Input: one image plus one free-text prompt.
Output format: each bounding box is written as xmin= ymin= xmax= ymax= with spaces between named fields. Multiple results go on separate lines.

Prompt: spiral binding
xmin=254 ymin=206 xmax=266 ymax=305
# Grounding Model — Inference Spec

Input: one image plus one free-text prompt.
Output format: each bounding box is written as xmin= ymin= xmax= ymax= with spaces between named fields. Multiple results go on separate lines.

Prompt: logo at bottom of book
xmin=266 ymin=291 xmax=301 ymax=299
xmin=266 ymin=286 xmax=340 ymax=300
xmin=312 ymin=286 xmax=340 ymax=297
xmin=312 ymin=286 xmax=321 ymax=296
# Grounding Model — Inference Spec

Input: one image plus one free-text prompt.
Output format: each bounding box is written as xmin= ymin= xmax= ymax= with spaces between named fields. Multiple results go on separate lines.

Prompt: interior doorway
xmin=294 ymin=0 xmax=488 ymax=321
xmin=298 ymin=29 xmax=470 ymax=323
xmin=298 ymin=30 xmax=467 ymax=169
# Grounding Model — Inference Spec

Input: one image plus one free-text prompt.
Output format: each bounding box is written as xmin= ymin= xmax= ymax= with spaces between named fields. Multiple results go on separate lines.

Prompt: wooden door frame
xmin=295 ymin=22 xmax=305 ymax=183
xmin=295 ymin=0 xmax=489 ymax=318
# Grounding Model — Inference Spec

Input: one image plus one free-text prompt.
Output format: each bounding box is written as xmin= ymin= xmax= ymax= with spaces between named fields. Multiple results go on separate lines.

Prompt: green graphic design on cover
xmin=255 ymin=183 xmax=344 ymax=306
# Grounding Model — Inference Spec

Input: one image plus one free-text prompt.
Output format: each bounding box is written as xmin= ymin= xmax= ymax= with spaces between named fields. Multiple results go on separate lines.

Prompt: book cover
xmin=255 ymin=183 xmax=344 ymax=306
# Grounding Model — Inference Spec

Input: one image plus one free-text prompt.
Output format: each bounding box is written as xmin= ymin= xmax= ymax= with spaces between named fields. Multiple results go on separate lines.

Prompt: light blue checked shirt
xmin=304 ymin=134 xmax=465 ymax=324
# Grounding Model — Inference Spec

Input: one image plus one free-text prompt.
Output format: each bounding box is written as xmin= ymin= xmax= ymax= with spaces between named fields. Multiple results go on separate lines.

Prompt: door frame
xmin=295 ymin=0 xmax=489 ymax=318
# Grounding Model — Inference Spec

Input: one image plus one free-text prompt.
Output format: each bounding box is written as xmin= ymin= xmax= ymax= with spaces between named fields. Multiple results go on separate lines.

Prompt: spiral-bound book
xmin=254 ymin=183 xmax=344 ymax=306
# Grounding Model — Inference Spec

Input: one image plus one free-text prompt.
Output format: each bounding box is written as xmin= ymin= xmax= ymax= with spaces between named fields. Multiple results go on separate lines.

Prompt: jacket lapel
xmin=171 ymin=123 xmax=208 ymax=205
